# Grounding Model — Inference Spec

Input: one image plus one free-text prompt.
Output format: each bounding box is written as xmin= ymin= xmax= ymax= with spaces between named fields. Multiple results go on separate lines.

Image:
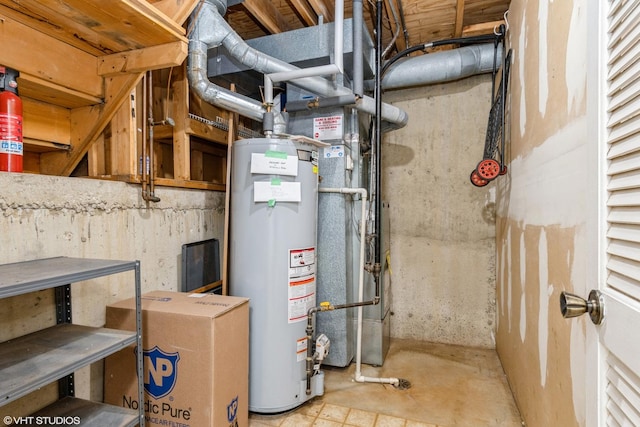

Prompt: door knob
xmin=559 ymin=290 xmax=605 ymax=325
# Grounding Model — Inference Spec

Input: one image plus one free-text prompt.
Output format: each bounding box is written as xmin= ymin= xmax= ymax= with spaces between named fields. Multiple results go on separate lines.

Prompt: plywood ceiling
xmin=226 ymin=0 xmax=510 ymax=56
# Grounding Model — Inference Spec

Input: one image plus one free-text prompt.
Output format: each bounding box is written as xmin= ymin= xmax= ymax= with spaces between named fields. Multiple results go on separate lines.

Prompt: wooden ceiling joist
xmin=462 ymin=19 xmax=504 ymax=37
xmin=242 ymin=0 xmax=291 ymax=34
xmin=307 ymin=0 xmax=334 ymax=22
xmin=288 ymin=0 xmax=318 ymax=26
xmin=454 ymin=0 xmax=466 ymax=38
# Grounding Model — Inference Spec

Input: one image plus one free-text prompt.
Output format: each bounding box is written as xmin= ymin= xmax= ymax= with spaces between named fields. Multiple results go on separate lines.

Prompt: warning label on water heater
xmin=288 ymin=247 xmax=316 ymax=323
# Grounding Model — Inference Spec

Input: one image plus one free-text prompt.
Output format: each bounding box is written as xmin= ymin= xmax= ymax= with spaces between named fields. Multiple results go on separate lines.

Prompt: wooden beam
xmin=1 ymin=13 xmax=102 ymax=98
xmin=18 ymin=74 xmax=102 ymax=109
xmin=185 ymin=119 xmax=228 ymax=144
xmin=22 ymin=98 xmax=71 ymax=147
xmin=242 ymin=0 xmax=291 ymax=34
xmin=146 ymin=0 xmax=200 ymax=25
xmin=98 ymin=41 xmax=188 ymax=76
xmin=152 ymin=177 xmax=226 ymax=191
xmin=454 ymin=0 xmax=465 ymax=38
xmin=307 ymin=0 xmax=334 ymax=22
xmin=40 ymin=74 xmax=144 ymax=176
xmin=0 ymin=0 xmax=186 ymax=56
xmin=462 ymin=20 xmax=504 ymax=37
xmin=288 ymin=0 xmax=318 ymax=26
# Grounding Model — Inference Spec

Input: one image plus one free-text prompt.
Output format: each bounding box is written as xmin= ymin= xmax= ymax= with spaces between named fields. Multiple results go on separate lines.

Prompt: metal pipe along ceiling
xmin=188 ymin=0 xmax=409 ymax=130
xmin=189 ymin=1 xmax=499 ymax=128
xmin=372 ymin=43 xmax=502 ymax=91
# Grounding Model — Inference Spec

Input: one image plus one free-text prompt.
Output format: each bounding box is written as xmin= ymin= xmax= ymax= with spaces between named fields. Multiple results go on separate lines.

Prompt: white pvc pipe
xmin=264 ymin=0 xmax=344 ymax=106
xmin=318 ymin=187 xmax=399 ymax=387
xmin=334 ymin=0 xmax=344 ymax=74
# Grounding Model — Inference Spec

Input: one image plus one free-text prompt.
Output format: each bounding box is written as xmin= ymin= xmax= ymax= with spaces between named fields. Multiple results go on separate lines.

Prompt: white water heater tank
xmin=229 ymin=136 xmax=324 ymax=413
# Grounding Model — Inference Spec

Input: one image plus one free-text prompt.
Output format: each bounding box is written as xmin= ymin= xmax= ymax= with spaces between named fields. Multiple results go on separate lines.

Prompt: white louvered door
xmin=601 ymin=0 xmax=640 ymax=425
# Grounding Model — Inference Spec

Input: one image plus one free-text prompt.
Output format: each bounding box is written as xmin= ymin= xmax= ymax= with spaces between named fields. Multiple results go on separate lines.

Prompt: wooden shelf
xmin=0 ymin=0 xmax=186 ymax=56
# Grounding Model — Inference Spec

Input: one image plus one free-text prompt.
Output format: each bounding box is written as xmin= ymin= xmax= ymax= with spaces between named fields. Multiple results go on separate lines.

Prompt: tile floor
xmin=249 ymin=339 xmax=523 ymax=427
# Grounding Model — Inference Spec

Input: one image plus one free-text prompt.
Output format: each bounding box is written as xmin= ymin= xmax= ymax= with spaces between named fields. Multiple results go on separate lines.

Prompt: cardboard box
xmin=104 ymin=291 xmax=249 ymax=427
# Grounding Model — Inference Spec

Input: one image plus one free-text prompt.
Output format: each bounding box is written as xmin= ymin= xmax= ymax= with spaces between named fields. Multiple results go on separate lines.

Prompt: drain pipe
xmin=350 ymin=2 xmax=405 ymax=388
xmin=304 ymin=187 xmax=407 ymax=390
xmin=189 ymin=0 xmax=408 ymax=130
xmin=305 ymin=187 xmax=370 ymax=394
xmin=353 ymin=0 xmax=364 ymax=97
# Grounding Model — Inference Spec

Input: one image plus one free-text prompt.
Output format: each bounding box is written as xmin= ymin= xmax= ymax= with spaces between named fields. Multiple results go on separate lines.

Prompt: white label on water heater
xmin=254 ymin=181 xmax=301 ymax=202
xmin=288 ymin=247 xmax=316 ymax=324
xmin=251 ymin=152 xmax=298 ymax=176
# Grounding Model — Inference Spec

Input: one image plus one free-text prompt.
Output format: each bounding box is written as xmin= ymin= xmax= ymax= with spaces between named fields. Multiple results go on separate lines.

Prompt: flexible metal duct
xmin=367 ymin=43 xmax=502 ymax=91
xmin=188 ymin=0 xmax=408 ymax=129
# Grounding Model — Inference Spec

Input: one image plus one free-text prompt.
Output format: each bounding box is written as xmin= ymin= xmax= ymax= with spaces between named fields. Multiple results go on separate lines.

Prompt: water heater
xmin=229 ymin=136 xmax=325 ymax=413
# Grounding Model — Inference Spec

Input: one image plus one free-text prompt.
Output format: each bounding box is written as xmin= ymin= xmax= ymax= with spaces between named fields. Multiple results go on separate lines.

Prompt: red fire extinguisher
xmin=0 ymin=66 xmax=23 ymax=172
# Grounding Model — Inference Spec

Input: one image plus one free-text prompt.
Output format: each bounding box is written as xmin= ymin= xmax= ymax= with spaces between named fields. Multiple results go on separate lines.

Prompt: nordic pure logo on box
xmin=142 ymin=346 xmax=180 ymax=399
xmin=124 ymin=346 xmax=191 ymax=421
xmin=227 ymin=396 xmax=238 ymax=424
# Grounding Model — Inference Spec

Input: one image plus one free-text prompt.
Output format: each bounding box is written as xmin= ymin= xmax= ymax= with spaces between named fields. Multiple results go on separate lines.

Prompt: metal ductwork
xmin=369 ymin=43 xmax=502 ymax=91
xmin=188 ymin=0 xmax=408 ymax=130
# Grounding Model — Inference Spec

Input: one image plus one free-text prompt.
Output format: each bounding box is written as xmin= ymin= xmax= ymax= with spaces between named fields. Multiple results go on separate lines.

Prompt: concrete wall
xmin=495 ymin=0 xmax=591 ymax=425
xmin=0 ymin=173 xmax=225 ymax=416
xmin=382 ymin=74 xmax=498 ymax=348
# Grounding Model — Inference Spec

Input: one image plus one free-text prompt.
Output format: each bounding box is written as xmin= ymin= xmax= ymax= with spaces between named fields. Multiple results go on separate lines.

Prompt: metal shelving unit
xmin=0 ymin=257 xmax=144 ymax=427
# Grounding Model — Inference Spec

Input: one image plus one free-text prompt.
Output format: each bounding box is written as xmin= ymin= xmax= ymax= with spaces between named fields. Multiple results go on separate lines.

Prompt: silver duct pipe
xmin=368 ymin=43 xmax=502 ymax=91
xmin=188 ymin=0 xmax=409 ymax=130
xmin=188 ymin=0 xmax=266 ymax=121
xmin=189 ymin=39 xmax=266 ymax=121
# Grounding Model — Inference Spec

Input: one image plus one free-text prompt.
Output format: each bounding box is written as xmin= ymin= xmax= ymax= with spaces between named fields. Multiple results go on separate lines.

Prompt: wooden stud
xmin=172 ymin=63 xmax=191 ymax=181
xmin=109 ymin=89 xmax=138 ymax=176
xmin=222 ymin=84 xmax=239 ymax=295
xmin=87 ymin=134 xmax=106 ymax=177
